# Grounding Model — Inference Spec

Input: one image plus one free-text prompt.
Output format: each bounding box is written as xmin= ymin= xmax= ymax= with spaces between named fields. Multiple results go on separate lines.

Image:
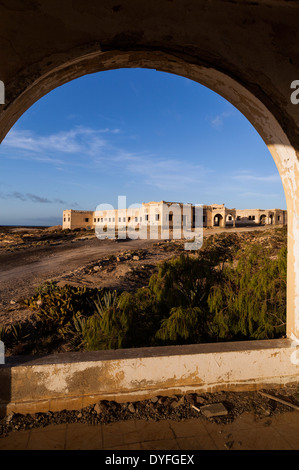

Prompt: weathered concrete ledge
xmin=0 ymin=339 xmax=299 ymax=417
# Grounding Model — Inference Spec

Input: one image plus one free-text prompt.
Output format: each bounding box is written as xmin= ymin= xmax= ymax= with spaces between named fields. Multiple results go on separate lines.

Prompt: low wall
xmin=0 ymin=338 xmax=299 ymax=417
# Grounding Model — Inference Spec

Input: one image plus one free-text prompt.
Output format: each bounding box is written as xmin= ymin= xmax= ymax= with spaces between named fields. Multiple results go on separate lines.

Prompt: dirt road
xmin=0 ymin=238 xmax=159 ymax=282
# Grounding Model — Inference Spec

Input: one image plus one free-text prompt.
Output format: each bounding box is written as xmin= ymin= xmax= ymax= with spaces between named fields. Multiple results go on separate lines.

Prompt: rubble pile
xmin=1 ymin=387 xmax=298 ymax=438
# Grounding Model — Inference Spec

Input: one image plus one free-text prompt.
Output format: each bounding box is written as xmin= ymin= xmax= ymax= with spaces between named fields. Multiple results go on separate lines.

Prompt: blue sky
xmin=0 ymin=68 xmax=286 ymax=226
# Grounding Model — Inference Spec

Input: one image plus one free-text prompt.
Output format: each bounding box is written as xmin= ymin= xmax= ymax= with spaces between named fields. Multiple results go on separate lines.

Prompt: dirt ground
xmin=0 ymin=224 xmax=280 ymax=328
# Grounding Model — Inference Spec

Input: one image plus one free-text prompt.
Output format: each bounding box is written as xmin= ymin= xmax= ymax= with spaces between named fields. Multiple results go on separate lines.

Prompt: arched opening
xmin=213 ymin=214 xmax=224 ymax=228
xmin=225 ymin=214 xmax=234 ymax=227
xmin=0 ymin=49 xmax=296 ymax=343
xmin=260 ymin=214 xmax=267 ymax=225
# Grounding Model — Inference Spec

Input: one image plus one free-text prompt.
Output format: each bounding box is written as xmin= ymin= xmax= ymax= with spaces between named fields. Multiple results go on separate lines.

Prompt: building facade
xmin=63 ymin=201 xmax=287 ymax=233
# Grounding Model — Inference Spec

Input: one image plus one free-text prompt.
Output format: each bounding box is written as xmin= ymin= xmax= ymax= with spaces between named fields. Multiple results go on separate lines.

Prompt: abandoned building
xmin=62 ymin=201 xmax=287 ymax=232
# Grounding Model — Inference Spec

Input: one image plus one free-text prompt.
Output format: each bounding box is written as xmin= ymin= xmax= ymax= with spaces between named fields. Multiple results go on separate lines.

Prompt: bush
xmin=21 ymin=283 xmax=112 ymax=337
xmin=207 ymin=244 xmax=287 ymax=340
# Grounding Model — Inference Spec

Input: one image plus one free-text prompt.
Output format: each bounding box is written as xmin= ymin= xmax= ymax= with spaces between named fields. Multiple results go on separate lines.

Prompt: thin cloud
xmin=1 ymin=125 xmax=213 ymax=193
xmin=53 ymin=198 xmax=67 ymax=204
xmin=208 ymin=110 xmax=234 ymax=129
xmin=0 ymin=192 xmax=71 ymax=205
xmin=1 ymin=126 xmax=120 ymax=158
xmin=231 ymin=171 xmax=281 ymax=183
xmin=10 ymin=192 xmax=27 ymax=201
xmin=69 ymin=202 xmax=81 ymax=208
xmin=123 ymin=156 xmax=211 ymax=191
xmin=26 ymin=193 xmax=52 ymax=203
xmin=3 ymin=192 xmax=51 ymax=203
xmin=239 ymin=191 xmax=279 ymax=198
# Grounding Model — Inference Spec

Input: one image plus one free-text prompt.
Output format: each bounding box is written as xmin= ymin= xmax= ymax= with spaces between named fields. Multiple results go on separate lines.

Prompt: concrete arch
xmin=0 ymin=4 xmax=298 ymax=341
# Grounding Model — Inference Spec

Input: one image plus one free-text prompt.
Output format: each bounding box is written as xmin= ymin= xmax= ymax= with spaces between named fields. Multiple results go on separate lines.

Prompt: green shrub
xmin=21 ymin=283 xmax=112 ymax=337
xmin=155 ymin=306 xmax=201 ymax=343
xmin=207 ymin=244 xmax=287 ymax=340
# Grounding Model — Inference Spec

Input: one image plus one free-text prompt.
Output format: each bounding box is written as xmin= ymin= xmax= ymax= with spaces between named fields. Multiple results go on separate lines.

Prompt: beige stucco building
xmin=63 ymin=201 xmax=197 ymax=239
xmin=204 ymin=203 xmax=287 ymax=228
xmin=63 ymin=201 xmax=287 ymax=232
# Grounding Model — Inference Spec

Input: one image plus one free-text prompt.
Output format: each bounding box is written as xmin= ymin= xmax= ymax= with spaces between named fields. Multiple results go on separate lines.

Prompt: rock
xmin=195 ymin=396 xmax=206 ymax=405
xmin=6 ymin=412 xmax=14 ymax=423
xmin=185 ymin=393 xmax=196 ymax=405
xmin=150 ymin=396 xmax=159 ymax=404
xmin=93 ymin=266 xmax=100 ymax=272
xmin=132 ymin=255 xmax=140 ymax=261
xmin=94 ymin=402 xmax=108 ymax=414
xmin=162 ymin=398 xmax=171 ymax=407
xmin=260 ymin=406 xmax=272 ymax=417
xmin=224 ymin=440 xmax=234 ymax=450
xmin=200 ymin=403 xmax=228 ymax=418
xmin=170 ymin=397 xmax=185 ymax=409
xmin=128 ymin=403 xmax=136 ymax=413
xmin=116 ymin=256 xmax=124 ymax=262
xmin=158 ymin=397 xmax=167 ymax=405
xmin=10 ymin=300 xmax=16 ymax=305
